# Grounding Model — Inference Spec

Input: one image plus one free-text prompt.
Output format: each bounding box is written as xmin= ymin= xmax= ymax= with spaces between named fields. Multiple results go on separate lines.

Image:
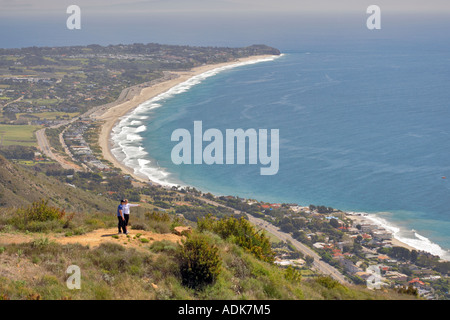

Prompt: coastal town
xmin=207 ymin=196 xmax=449 ymax=299
xmin=0 ymin=43 xmax=448 ymax=300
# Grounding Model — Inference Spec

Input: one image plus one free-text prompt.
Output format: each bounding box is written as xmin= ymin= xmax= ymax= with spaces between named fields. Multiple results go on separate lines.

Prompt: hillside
xmin=0 ymin=212 xmax=417 ymax=300
xmin=0 ymin=156 xmax=420 ymax=300
xmin=0 ymin=155 xmax=115 ymax=212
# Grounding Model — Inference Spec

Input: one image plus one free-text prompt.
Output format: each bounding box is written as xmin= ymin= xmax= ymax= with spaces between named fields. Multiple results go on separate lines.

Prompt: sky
xmin=1 ymin=0 xmax=450 ymax=16
xmin=1 ymin=0 xmax=450 ymax=49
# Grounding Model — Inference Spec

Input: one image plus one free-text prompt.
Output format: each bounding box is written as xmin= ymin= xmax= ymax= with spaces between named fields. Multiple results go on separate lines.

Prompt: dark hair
xmin=120 ymin=199 xmax=125 ymax=203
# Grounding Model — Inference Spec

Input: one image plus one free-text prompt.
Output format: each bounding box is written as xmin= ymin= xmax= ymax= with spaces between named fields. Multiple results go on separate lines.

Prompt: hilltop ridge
xmin=0 ymin=154 xmax=114 ymax=212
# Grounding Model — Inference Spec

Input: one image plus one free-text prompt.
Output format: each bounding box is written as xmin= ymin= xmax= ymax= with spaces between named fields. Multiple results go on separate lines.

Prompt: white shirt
xmin=123 ymin=203 xmax=139 ymax=215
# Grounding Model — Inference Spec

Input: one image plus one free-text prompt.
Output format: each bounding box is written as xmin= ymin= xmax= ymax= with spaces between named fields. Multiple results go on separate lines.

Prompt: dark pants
xmin=118 ymin=216 xmax=127 ymax=233
xmin=124 ymin=214 xmax=129 ymax=227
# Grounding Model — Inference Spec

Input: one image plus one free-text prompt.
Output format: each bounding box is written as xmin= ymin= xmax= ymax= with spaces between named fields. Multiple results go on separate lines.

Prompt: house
xmin=289 ymin=205 xmax=308 ymax=213
xmin=422 ymin=275 xmax=441 ymax=281
xmin=372 ymin=230 xmax=392 ymax=241
xmin=332 ymin=252 xmax=344 ymax=259
xmin=360 ymin=224 xmax=377 ymax=233
xmin=385 ymin=271 xmax=408 ymax=282
xmin=274 ymin=259 xmax=294 ymax=267
xmin=313 ymin=242 xmax=326 ymax=249
xmin=377 ymin=255 xmax=389 ymax=262
xmin=355 ymin=272 xmax=372 ymax=280
xmin=337 ymin=241 xmax=352 ymax=251
xmin=347 ymin=227 xmax=360 ymax=234
xmin=340 ymin=259 xmax=360 ymax=274
xmin=409 ymin=278 xmax=425 ymax=287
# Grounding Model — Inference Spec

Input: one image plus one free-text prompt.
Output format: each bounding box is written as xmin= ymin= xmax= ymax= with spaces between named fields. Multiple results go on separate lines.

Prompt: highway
xmin=195 ymin=196 xmax=349 ymax=284
xmin=35 ymin=124 xmax=82 ymax=171
xmin=246 ymin=214 xmax=349 ymax=284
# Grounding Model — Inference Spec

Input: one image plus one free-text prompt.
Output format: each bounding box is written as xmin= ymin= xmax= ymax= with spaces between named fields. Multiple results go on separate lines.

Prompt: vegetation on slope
xmin=0 ymin=154 xmax=115 ymax=212
xmin=0 ymin=201 xmax=418 ymax=300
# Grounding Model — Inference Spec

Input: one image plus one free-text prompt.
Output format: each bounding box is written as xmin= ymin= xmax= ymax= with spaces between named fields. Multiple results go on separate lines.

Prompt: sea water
xmin=112 ymin=40 xmax=450 ymax=260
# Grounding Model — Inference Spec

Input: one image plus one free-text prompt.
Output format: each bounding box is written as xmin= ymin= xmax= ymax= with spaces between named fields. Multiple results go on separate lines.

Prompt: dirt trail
xmin=0 ymin=228 xmax=183 ymax=251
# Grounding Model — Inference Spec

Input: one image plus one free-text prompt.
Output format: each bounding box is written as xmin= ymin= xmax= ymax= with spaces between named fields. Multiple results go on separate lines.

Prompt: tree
xmin=198 ymin=215 xmax=275 ymax=263
xmin=410 ymin=250 xmax=418 ymax=263
xmin=284 ymin=265 xmax=302 ymax=283
xmin=352 ymin=242 xmax=363 ymax=254
xmin=305 ymin=255 xmax=314 ymax=267
xmin=177 ymin=234 xmax=222 ymax=290
xmin=329 ymin=218 xmax=340 ymax=228
xmin=280 ymin=222 xmax=296 ymax=233
xmin=397 ymin=285 xmax=418 ymax=297
xmin=392 ymin=246 xmax=411 ymax=261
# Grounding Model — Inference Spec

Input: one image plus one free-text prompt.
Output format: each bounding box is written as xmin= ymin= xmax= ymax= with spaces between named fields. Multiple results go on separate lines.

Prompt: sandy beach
xmin=346 ymin=214 xmax=418 ymax=252
xmin=94 ymin=55 xmax=277 ymax=184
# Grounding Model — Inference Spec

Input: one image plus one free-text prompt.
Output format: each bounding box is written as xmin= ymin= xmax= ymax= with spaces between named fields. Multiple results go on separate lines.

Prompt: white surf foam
xmin=349 ymin=211 xmax=450 ymax=261
xmin=111 ymin=54 xmax=283 ymax=187
xmin=134 ymin=125 xmax=147 ymax=133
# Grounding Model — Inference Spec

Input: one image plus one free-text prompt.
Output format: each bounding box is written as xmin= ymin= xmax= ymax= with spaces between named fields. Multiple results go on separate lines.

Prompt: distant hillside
xmin=244 ymin=44 xmax=281 ymax=56
xmin=0 ymin=155 xmax=115 ymax=213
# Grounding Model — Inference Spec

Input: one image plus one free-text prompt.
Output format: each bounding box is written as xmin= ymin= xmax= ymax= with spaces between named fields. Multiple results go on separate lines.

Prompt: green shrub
xmin=12 ymin=199 xmax=73 ymax=231
xmin=145 ymin=211 xmax=171 ymax=222
xmin=284 ymin=265 xmax=302 ymax=283
xmin=177 ymin=234 xmax=222 ymax=290
xmin=149 ymin=221 xmax=171 ymax=234
xmin=315 ymin=276 xmax=341 ymax=289
xmin=17 ymin=199 xmax=68 ymax=222
xmin=31 ymin=237 xmax=50 ymax=248
xmin=197 ymin=215 xmax=274 ymax=263
xmin=149 ymin=240 xmax=178 ymax=253
xmin=130 ymin=223 xmax=147 ymax=231
xmin=25 ymin=220 xmax=63 ymax=232
xmin=85 ymin=218 xmax=106 ymax=229
xmin=89 ymin=243 xmax=145 ymax=276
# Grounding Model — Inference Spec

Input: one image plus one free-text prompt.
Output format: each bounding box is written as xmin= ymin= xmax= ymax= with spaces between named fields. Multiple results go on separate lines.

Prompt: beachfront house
xmin=360 ymin=224 xmax=377 ymax=233
xmin=371 ymin=230 xmax=392 ymax=241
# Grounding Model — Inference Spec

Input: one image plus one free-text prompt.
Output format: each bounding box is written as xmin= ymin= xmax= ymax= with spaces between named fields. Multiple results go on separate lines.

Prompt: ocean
xmin=111 ymin=39 xmax=450 ymax=260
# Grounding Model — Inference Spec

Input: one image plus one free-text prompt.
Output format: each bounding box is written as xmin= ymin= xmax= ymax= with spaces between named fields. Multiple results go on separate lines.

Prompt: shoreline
xmin=346 ymin=212 xmax=449 ymax=260
xmin=95 ymin=54 xmax=278 ymax=185
xmin=346 ymin=214 xmax=416 ymax=252
xmin=94 ymin=54 xmax=448 ymax=261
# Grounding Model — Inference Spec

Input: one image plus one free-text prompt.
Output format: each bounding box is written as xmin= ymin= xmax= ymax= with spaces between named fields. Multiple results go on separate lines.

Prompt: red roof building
xmin=409 ymin=278 xmax=425 ymax=286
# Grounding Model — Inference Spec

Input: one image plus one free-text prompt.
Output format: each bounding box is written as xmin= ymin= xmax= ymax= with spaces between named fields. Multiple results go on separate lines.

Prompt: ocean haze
xmin=1 ymin=11 xmax=450 ymax=50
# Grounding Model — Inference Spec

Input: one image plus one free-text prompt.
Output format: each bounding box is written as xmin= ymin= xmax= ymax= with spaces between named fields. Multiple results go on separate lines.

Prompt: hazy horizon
xmin=2 ymin=0 xmax=450 ymax=15
xmin=2 ymin=9 xmax=450 ymax=50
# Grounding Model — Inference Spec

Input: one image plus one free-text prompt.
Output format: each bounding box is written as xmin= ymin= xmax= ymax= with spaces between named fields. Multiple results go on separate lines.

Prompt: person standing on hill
xmin=117 ymin=199 xmax=127 ymax=234
xmin=122 ymin=199 xmax=140 ymax=232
